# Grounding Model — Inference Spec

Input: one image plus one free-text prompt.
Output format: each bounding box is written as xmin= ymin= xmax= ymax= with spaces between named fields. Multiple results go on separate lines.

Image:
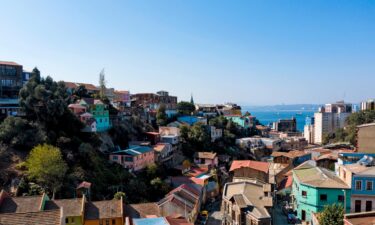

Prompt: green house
xmin=292 ymin=161 xmax=351 ymax=222
xmin=78 ymin=98 xmax=111 ymax=132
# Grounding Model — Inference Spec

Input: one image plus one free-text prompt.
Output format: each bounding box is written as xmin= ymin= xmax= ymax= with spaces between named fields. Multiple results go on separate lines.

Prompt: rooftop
xmin=112 ymin=145 xmax=153 ymax=155
xmin=84 ymin=199 xmax=123 ymax=220
xmin=195 ymin=152 xmax=217 ymax=160
xmin=293 ymin=161 xmax=350 ymax=189
xmin=0 ymin=209 xmax=61 ymax=225
xmin=0 ymin=194 xmax=43 ymax=213
xmin=44 ymin=198 xmax=83 ymax=217
xmin=229 ymin=160 xmax=270 ymax=173
xmin=0 ymin=61 xmax=21 ymax=66
xmin=223 ymin=181 xmax=272 ymax=220
xmin=133 ymin=217 xmax=169 ymax=225
xmin=272 ymin=150 xmax=310 ymax=159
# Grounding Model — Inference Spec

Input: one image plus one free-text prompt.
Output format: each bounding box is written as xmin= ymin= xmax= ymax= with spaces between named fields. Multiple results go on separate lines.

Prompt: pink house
xmin=110 ymin=145 xmax=155 ymax=172
xmin=68 ymin=103 xmax=87 ymax=115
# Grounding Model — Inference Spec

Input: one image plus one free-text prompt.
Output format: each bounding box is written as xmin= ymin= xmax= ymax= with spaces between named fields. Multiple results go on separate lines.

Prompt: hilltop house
xmin=225 ymin=115 xmax=255 ymax=129
xmin=110 ymin=145 xmax=155 ymax=172
xmin=292 ymin=161 xmax=351 ymax=222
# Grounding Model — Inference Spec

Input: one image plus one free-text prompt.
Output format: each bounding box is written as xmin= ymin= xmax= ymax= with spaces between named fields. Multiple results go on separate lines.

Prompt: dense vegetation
xmin=323 ymin=110 xmax=375 ymax=145
xmin=0 ymin=69 xmax=169 ymax=202
xmin=318 ymin=204 xmax=344 ymax=225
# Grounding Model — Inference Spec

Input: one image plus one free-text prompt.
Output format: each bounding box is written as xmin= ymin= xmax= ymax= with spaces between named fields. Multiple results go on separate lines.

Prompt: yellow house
xmin=45 ymin=195 xmax=86 ymax=225
xmin=84 ymin=198 xmax=124 ymax=225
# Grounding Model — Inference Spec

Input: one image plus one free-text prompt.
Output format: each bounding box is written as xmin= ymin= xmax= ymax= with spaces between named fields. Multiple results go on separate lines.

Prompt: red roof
xmin=77 ymin=181 xmax=91 ymax=189
xmin=0 ymin=61 xmax=21 ymax=66
xmin=229 ymin=160 xmax=270 ymax=173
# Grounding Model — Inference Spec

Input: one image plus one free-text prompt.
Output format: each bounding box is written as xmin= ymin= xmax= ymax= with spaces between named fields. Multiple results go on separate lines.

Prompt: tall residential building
xmin=313 ymin=101 xmax=352 ymax=144
xmin=0 ymin=61 xmax=31 ymax=118
xmin=304 ymin=116 xmax=315 ymax=144
xmin=360 ymin=99 xmax=375 ymax=111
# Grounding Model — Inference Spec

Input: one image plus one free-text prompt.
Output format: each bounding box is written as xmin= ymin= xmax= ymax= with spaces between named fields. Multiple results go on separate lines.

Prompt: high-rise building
xmin=313 ymin=101 xmax=352 ymax=144
xmin=0 ymin=61 xmax=30 ymax=118
xmin=360 ymin=99 xmax=375 ymax=111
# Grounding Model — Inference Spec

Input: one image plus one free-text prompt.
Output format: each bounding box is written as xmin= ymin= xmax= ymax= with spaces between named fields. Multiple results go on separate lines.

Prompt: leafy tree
xmin=113 ymin=191 xmax=126 ymax=200
xmin=177 ymin=101 xmax=195 ymax=115
xmin=73 ymin=85 xmax=90 ymax=99
xmin=156 ymin=104 xmax=168 ymax=126
xmin=318 ymin=203 xmax=344 ymax=225
xmin=108 ymin=124 xmax=129 ymax=149
xmin=0 ymin=117 xmax=46 ymax=149
xmin=25 ymin=144 xmax=68 ymax=199
xmin=209 ymin=116 xmax=228 ymax=129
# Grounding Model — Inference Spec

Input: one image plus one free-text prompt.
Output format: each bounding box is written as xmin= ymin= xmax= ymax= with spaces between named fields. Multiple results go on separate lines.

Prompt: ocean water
xmin=242 ymin=109 xmax=315 ymax=131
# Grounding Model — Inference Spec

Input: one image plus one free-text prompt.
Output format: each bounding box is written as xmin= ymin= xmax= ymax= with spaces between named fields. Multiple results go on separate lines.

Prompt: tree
xmin=156 ymin=104 xmax=168 ymax=126
xmin=99 ymin=69 xmax=106 ymax=99
xmin=25 ymin=144 xmax=68 ymax=199
xmin=177 ymin=101 xmax=195 ymax=115
xmin=113 ymin=191 xmax=126 ymax=200
xmin=318 ymin=203 xmax=344 ymax=225
xmin=0 ymin=117 xmax=46 ymax=149
xmin=73 ymin=85 xmax=90 ymax=99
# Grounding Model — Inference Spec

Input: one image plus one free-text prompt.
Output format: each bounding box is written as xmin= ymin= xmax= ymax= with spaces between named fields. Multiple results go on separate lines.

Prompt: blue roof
xmin=133 ymin=218 xmax=168 ymax=225
xmin=112 ymin=145 xmax=153 ymax=155
xmin=177 ymin=116 xmax=199 ymax=125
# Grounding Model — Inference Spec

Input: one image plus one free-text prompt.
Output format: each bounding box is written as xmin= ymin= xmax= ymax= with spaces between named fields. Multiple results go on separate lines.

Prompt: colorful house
xmin=45 ymin=197 xmax=85 ymax=225
xmin=292 ymin=161 xmax=351 ymax=222
xmin=110 ymin=145 xmax=155 ymax=171
xmin=69 ymin=98 xmax=111 ymax=132
xmin=338 ymin=163 xmax=375 ymax=213
xmin=225 ymin=115 xmax=255 ymax=129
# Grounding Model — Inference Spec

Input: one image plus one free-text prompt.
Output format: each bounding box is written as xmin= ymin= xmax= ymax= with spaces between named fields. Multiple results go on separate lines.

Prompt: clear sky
xmin=1 ymin=0 xmax=374 ymax=105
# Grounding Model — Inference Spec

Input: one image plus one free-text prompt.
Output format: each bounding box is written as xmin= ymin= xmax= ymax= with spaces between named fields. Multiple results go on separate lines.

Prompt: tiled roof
xmin=0 ymin=209 xmax=61 ymax=225
xmin=195 ymin=152 xmax=217 ymax=160
xmin=293 ymin=161 xmax=349 ymax=189
xmin=153 ymin=144 xmax=167 ymax=152
xmin=0 ymin=61 xmax=21 ymax=66
xmin=0 ymin=195 xmax=43 ymax=213
xmin=126 ymin=203 xmax=160 ymax=218
xmin=165 ymin=216 xmax=193 ymax=225
xmin=44 ymin=198 xmax=83 ymax=217
xmin=229 ymin=160 xmax=270 ymax=173
xmin=271 ymin=150 xmax=310 ymax=159
xmin=84 ymin=199 xmax=123 ymax=220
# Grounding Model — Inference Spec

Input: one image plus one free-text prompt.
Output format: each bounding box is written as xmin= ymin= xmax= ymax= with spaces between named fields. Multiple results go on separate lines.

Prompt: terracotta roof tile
xmin=0 ymin=209 xmax=61 ymax=225
xmin=44 ymin=198 xmax=83 ymax=217
xmin=0 ymin=195 xmax=43 ymax=213
xmin=229 ymin=160 xmax=270 ymax=173
xmin=84 ymin=199 xmax=123 ymax=220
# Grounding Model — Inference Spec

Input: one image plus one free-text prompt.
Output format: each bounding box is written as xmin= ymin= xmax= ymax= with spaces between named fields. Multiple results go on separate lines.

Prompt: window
xmin=366 ymin=201 xmax=373 ymax=212
xmin=338 ymin=195 xmax=344 ymax=202
xmin=366 ymin=181 xmax=373 ymax=191
xmin=65 ymin=218 xmax=69 ymax=224
xmin=112 ymin=156 xmax=118 ymax=161
xmin=302 ymin=190 xmax=307 ymax=197
xmin=106 ymin=219 xmax=110 ymax=225
xmin=343 ymin=170 xmax=346 ymax=179
xmin=320 ymin=194 xmax=327 ymax=201
xmin=356 ymin=181 xmax=362 ymax=190
xmin=112 ymin=219 xmax=116 ymax=225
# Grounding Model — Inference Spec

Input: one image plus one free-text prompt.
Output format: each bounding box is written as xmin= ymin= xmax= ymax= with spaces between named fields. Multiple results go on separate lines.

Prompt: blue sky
xmin=1 ymin=0 xmax=374 ymax=105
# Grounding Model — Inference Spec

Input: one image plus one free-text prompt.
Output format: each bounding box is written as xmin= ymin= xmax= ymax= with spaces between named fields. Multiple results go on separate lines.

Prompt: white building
xmin=313 ymin=101 xmax=352 ymax=144
xmin=304 ymin=124 xmax=315 ymax=144
xmin=210 ymin=126 xmax=223 ymax=142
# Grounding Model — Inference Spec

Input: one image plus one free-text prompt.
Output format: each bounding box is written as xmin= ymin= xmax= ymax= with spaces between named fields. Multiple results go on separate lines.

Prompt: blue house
xmin=338 ymin=163 xmax=375 ymax=213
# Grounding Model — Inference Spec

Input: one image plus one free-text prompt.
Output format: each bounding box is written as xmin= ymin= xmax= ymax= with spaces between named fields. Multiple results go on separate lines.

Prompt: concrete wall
xmin=357 ymin=125 xmax=375 ymax=153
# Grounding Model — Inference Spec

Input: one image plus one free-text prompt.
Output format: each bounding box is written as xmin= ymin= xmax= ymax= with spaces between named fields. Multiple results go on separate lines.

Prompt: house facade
xmin=338 ymin=164 xmax=375 ymax=213
xmin=292 ymin=161 xmax=351 ymax=222
xmin=229 ymin=160 xmax=270 ymax=183
xmin=110 ymin=145 xmax=155 ymax=171
xmin=225 ymin=115 xmax=255 ymax=129
xmin=194 ymin=152 xmax=218 ymax=168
